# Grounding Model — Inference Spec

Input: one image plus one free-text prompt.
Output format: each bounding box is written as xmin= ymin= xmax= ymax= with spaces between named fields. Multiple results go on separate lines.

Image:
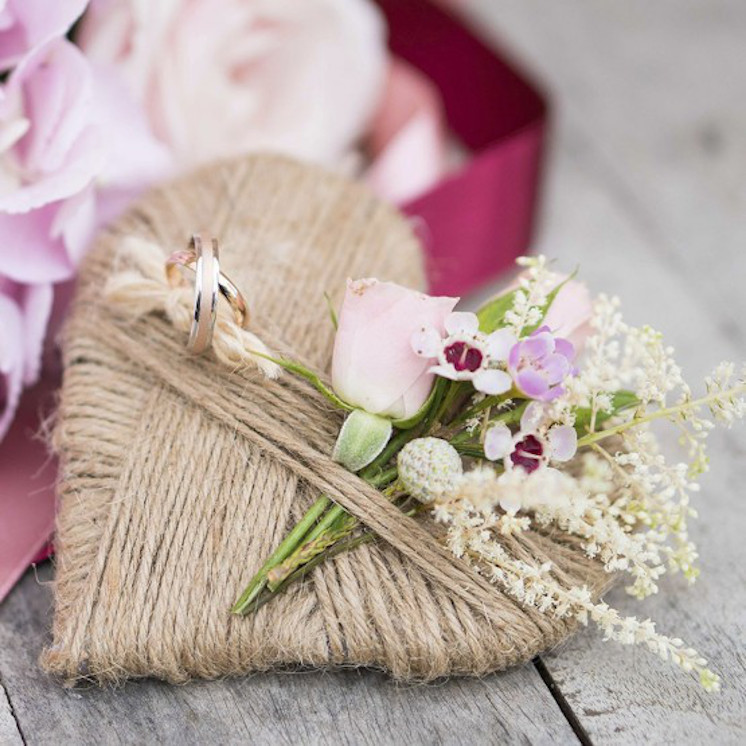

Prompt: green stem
xmin=231 ymin=494 xmax=331 ymax=614
xmin=431 ymin=381 xmax=466 ymax=427
xmin=577 ymin=385 xmax=746 ymax=448
xmin=450 ymin=389 xmax=524 ymax=427
xmin=233 ymin=379 xmax=452 ymax=615
xmin=254 ymin=502 xmax=425 ymax=612
xmin=251 ymin=533 xmax=377 ymax=613
xmin=295 ymin=465 xmax=397 ymax=550
xmin=265 ymin=469 xmax=399 ymax=592
xmin=246 ymin=349 xmax=353 ymax=412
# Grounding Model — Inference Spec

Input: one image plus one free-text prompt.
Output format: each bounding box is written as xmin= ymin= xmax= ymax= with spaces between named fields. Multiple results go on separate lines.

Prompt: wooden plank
xmin=538 ymin=142 xmax=746 ymax=745
xmin=0 ymin=679 xmax=23 ymax=746
xmin=1 ymin=2 xmax=743 ymax=744
xmin=467 ymin=0 xmax=746 ymax=334
xmin=466 ymin=0 xmax=746 ymax=742
xmin=0 ymin=566 xmax=578 ymax=746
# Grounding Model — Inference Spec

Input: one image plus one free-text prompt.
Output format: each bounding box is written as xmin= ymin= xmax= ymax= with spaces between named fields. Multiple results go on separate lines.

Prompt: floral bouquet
xmin=232 ymin=255 xmax=745 ymax=692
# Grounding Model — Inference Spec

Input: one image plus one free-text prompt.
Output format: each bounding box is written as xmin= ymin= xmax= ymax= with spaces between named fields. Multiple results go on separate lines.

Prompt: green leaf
xmin=332 ymin=409 xmax=393 ymax=472
xmin=247 ymin=349 xmax=353 ymax=412
xmin=574 ymin=390 xmax=640 ymax=436
xmin=476 ymin=289 xmax=518 ymax=334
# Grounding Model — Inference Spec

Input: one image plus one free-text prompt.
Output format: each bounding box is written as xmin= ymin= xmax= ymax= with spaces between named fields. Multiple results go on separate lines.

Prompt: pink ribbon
xmin=372 ymin=0 xmax=548 ymax=296
xmin=0 ymin=380 xmax=57 ymax=602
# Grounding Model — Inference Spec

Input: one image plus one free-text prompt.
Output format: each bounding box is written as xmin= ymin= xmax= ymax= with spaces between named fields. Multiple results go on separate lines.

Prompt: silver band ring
xmin=165 ymin=234 xmax=249 ymax=355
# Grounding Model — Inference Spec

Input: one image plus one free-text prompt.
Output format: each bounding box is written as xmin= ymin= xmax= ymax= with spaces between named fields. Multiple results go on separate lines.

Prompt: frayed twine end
xmin=104 ymin=236 xmax=281 ymax=379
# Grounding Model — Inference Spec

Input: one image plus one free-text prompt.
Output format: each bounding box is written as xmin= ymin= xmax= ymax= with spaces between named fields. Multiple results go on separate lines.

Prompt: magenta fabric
xmin=1 ymin=0 xmax=548 ymax=602
xmin=375 ymin=0 xmax=549 ymax=296
xmin=0 ymin=381 xmax=57 ymax=602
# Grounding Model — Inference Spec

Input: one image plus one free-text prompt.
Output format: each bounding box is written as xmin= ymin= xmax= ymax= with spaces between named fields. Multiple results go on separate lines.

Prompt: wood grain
xmin=466 ymin=1 xmax=746 ymax=743
xmin=0 ymin=566 xmax=576 ymax=746
xmin=1 ymin=0 xmax=745 ymax=743
xmin=0 ymin=680 xmax=22 ymax=746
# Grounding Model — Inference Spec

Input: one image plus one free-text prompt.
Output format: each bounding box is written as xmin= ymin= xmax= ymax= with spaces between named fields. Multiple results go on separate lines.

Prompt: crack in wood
xmin=533 ymin=657 xmax=593 ymax=746
xmin=0 ymin=672 xmax=26 ymax=746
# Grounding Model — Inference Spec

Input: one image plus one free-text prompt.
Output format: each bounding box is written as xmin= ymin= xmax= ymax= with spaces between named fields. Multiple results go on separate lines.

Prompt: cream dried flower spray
xmin=231 ymin=257 xmax=745 ymax=692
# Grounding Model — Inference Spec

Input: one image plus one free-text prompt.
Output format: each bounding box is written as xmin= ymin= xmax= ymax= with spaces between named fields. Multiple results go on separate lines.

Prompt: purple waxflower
xmin=508 ymin=326 xmax=575 ymax=401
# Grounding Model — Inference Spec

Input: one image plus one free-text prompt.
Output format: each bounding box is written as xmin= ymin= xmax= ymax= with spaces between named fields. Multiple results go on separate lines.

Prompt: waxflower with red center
xmin=507 ymin=325 xmax=576 ymax=402
xmin=411 ymin=311 xmax=515 ymax=395
xmin=483 ymin=401 xmax=577 ymax=476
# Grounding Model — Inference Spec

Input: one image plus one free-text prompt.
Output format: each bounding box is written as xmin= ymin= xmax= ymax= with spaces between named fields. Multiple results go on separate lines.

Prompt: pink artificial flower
xmin=412 ymin=311 xmax=515 ymax=395
xmin=0 ymin=0 xmax=88 ymax=70
xmin=543 ymin=277 xmax=593 ymax=353
xmin=332 ymin=278 xmax=458 ymax=419
xmin=484 ymin=401 xmax=577 ymax=477
xmin=0 ymin=36 xmax=170 ymax=440
xmin=0 ymin=40 xmax=105 ymax=283
xmin=366 ymin=57 xmax=447 ymax=204
xmin=79 ymin=0 xmax=387 ymax=169
xmin=0 ymin=278 xmax=52 ymax=438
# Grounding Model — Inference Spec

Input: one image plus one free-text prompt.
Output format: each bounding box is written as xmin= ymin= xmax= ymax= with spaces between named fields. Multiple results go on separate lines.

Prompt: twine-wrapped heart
xmin=42 ymin=154 xmax=609 ymax=684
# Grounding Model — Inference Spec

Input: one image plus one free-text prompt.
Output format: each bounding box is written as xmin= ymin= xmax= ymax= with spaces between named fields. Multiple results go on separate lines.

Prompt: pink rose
xmin=0 ymin=35 xmax=170 ymax=440
xmin=79 ymin=0 xmax=387 ymax=169
xmin=332 ymin=278 xmax=458 ymax=419
xmin=0 ymin=40 xmax=105 ymax=283
xmin=0 ymin=0 xmax=88 ymax=70
xmin=542 ymin=277 xmax=593 ymax=353
xmin=0 ymin=39 xmax=170 ymax=283
xmin=0 ymin=278 xmax=52 ymax=438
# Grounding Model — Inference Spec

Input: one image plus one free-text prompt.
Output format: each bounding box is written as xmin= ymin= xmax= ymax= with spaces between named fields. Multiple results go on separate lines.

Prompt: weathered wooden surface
xmin=467 ymin=2 xmax=746 ymax=743
xmin=0 ymin=566 xmax=574 ymax=746
xmin=0 ymin=681 xmax=22 ymax=746
xmin=1 ymin=1 xmax=745 ymax=744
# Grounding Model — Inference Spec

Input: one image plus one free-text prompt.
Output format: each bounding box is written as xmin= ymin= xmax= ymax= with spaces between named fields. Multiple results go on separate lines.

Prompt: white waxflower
xmin=397 ymin=437 xmax=463 ymax=503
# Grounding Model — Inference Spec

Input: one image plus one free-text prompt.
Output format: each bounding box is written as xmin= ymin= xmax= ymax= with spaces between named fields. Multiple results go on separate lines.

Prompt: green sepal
xmin=323 ymin=292 xmax=338 ymax=331
xmin=248 ymin=349 xmax=353 ymax=412
xmin=332 ymin=409 xmax=393 ymax=473
xmin=390 ymin=376 xmax=449 ymax=430
xmin=573 ymin=390 xmax=640 ymax=436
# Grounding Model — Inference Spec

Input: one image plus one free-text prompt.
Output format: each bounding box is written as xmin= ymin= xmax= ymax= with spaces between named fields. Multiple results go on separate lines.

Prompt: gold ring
xmin=165 ymin=234 xmax=250 ymax=354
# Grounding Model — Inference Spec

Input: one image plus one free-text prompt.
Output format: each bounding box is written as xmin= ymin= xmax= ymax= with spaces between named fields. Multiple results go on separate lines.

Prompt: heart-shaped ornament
xmin=43 ymin=154 xmax=609 ymax=684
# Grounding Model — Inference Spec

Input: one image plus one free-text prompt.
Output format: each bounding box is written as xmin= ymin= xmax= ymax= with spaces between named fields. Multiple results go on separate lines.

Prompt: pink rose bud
xmin=331 ymin=278 xmax=458 ymax=419
xmin=543 ymin=278 xmax=593 ymax=353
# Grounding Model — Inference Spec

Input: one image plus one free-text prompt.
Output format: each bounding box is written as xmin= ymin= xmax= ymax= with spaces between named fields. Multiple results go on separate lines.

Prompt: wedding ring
xmin=165 ymin=234 xmax=250 ymax=355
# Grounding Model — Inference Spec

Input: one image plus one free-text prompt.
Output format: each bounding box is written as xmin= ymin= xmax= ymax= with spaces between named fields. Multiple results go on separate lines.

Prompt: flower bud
xmin=397 ymin=437 xmax=462 ymax=503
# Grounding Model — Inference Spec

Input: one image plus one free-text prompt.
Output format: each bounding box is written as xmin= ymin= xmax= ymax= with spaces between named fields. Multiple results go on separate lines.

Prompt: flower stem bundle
xmin=232 ymin=257 xmax=746 ymax=691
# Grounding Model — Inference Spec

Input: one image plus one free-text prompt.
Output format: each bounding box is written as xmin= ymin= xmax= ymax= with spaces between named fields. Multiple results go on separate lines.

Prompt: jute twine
xmin=41 ymin=154 xmax=610 ymax=685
